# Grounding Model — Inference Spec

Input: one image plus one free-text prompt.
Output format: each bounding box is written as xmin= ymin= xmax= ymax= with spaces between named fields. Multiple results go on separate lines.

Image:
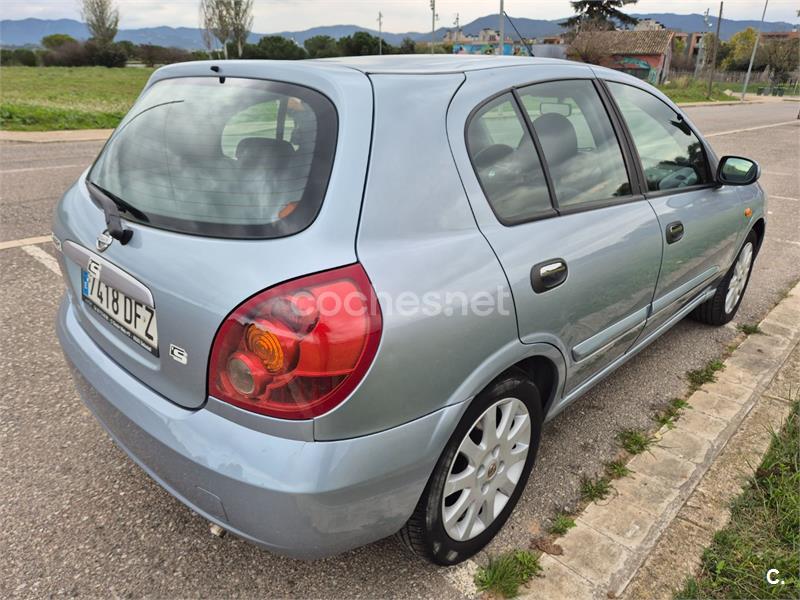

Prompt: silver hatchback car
xmin=55 ymin=56 xmax=765 ymax=565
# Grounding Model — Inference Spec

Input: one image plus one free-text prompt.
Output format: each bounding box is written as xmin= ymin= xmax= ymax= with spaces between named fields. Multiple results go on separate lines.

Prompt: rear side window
xmin=606 ymin=82 xmax=711 ymax=192
xmin=89 ymin=77 xmax=337 ymax=238
xmin=466 ymin=94 xmax=552 ymax=224
xmin=518 ymin=80 xmax=631 ymax=209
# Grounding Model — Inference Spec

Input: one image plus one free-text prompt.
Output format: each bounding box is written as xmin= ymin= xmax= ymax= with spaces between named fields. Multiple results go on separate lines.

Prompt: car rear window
xmin=88 ymin=77 xmax=337 ymax=238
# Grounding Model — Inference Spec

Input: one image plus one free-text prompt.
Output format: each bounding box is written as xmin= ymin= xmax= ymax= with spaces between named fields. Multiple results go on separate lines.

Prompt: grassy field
xmin=677 ymin=402 xmax=799 ymax=599
xmin=1 ymin=66 xmax=153 ymax=131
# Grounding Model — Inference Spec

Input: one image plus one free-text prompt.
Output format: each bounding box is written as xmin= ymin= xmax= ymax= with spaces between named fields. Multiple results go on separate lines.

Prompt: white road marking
xmin=0 ymin=163 xmax=85 ymax=175
xmin=770 ymin=195 xmax=799 ymax=202
xmin=706 ymin=119 xmax=799 ymax=137
xmin=0 ymin=235 xmax=52 ymax=251
xmin=20 ymin=244 xmax=61 ymax=275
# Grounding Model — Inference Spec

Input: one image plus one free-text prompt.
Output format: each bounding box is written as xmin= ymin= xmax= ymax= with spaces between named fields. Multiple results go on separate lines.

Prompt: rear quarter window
xmin=89 ymin=77 xmax=337 ymax=239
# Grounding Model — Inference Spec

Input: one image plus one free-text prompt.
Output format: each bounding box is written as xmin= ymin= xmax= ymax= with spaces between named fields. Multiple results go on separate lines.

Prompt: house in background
xmin=571 ymin=30 xmax=674 ymax=84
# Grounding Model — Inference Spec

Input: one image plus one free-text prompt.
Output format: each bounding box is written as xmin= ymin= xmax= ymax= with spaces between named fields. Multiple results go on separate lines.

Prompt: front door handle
xmin=666 ymin=221 xmax=684 ymax=244
xmin=531 ymin=259 xmax=568 ymax=293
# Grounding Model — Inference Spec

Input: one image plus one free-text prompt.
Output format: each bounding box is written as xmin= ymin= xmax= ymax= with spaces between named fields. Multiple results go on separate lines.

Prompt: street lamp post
xmin=377 ymin=11 xmax=383 ymax=55
xmin=498 ymin=0 xmax=505 ymax=56
xmin=742 ymin=0 xmax=769 ymax=100
xmin=430 ymin=0 xmax=436 ymax=54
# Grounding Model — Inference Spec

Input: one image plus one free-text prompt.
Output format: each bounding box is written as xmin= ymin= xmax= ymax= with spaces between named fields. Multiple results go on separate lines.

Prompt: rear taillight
xmin=208 ymin=264 xmax=382 ymax=419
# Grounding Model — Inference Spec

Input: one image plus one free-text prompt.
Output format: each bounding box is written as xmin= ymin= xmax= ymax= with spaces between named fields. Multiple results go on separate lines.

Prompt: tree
xmin=568 ymin=20 xmax=613 ymax=64
xmin=722 ymin=27 xmax=760 ymax=71
xmin=42 ymin=34 xmax=77 ymax=50
xmin=246 ymin=36 xmax=307 ymax=60
xmin=200 ymin=0 xmax=232 ymax=59
xmin=80 ymin=0 xmax=119 ymax=46
xmin=229 ymin=0 xmax=254 ymax=58
xmin=761 ymin=38 xmax=800 ymax=83
xmin=304 ymin=35 xmax=341 ymax=58
xmin=115 ymin=39 xmax=136 ymax=59
xmin=561 ymin=0 xmax=639 ymax=31
xmin=338 ymin=31 xmax=386 ymax=56
xmin=398 ymin=37 xmax=416 ymax=54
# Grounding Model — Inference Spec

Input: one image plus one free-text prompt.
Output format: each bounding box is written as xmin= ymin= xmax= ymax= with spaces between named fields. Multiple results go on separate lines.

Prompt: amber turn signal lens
xmin=744 ymin=207 xmax=752 ymax=217
xmin=246 ymin=324 xmax=285 ymax=373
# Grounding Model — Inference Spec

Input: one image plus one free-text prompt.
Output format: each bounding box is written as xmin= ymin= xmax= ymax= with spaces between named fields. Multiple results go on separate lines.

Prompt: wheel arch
xmin=751 ymin=218 xmax=766 ymax=254
xmin=509 ymin=355 xmax=561 ymax=418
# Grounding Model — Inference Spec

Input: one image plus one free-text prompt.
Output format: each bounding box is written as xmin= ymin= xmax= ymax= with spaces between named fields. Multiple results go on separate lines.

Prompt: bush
xmin=0 ymin=48 xmax=38 ymax=66
xmin=41 ymin=40 xmax=127 ymax=68
xmin=41 ymin=41 xmax=90 ymax=66
xmin=85 ymin=41 xmax=128 ymax=68
xmin=137 ymin=44 xmax=192 ymax=67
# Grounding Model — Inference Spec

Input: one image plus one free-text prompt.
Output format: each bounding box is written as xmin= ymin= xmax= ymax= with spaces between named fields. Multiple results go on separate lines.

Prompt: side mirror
xmin=716 ymin=156 xmax=760 ymax=186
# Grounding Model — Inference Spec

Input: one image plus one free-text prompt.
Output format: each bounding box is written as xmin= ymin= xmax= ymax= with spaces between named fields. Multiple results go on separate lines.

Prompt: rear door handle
xmin=666 ymin=221 xmax=684 ymax=244
xmin=531 ymin=259 xmax=568 ymax=293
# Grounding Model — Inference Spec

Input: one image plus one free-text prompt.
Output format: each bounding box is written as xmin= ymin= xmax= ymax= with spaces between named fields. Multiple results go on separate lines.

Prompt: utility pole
xmin=454 ymin=12 xmax=460 ymax=44
xmin=377 ymin=11 xmax=383 ymax=55
xmin=706 ymin=2 xmax=723 ymax=98
xmin=498 ymin=0 xmax=505 ymax=55
xmin=742 ymin=0 xmax=769 ymax=100
xmin=430 ymin=0 xmax=437 ymax=54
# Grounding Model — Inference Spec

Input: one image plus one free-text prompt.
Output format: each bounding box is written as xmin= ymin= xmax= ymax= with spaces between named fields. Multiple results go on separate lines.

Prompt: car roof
xmin=310 ymin=55 xmax=571 ymax=74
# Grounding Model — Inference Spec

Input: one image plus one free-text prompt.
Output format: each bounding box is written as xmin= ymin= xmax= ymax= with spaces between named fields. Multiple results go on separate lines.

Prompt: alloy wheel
xmin=725 ymin=242 xmax=754 ymax=314
xmin=441 ymin=397 xmax=531 ymax=542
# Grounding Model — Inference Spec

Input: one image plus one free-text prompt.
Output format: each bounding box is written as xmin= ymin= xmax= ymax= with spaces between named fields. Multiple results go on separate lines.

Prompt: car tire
xmin=397 ymin=370 xmax=543 ymax=565
xmin=691 ymin=230 xmax=758 ymax=326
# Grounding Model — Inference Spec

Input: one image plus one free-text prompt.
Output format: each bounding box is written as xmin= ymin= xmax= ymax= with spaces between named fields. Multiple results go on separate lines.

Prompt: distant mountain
xmin=1 ymin=13 xmax=796 ymax=50
xmin=630 ymin=13 xmax=796 ymax=39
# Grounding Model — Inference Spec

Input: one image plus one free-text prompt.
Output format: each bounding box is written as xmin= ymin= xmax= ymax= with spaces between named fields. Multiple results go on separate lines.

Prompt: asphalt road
xmin=2 ymin=101 xmax=799 ymax=599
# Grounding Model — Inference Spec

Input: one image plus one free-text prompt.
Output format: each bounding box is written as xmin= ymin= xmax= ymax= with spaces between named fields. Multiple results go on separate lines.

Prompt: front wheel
xmin=398 ymin=371 xmax=543 ymax=565
xmin=691 ymin=230 xmax=758 ymax=326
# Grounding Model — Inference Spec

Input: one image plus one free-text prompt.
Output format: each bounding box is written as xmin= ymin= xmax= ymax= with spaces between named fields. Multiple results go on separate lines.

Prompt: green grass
xmin=605 ymin=459 xmax=632 ymax=479
xmin=687 ymin=359 xmax=726 ymax=391
xmin=580 ymin=475 xmax=612 ymax=502
xmin=676 ymin=402 xmax=799 ymax=599
xmin=658 ymin=78 xmax=799 ymax=104
xmin=0 ymin=66 xmax=153 ymax=131
xmin=550 ymin=513 xmax=576 ymax=535
xmin=738 ymin=323 xmax=764 ymax=335
xmin=618 ymin=429 xmax=654 ymax=454
xmin=475 ymin=549 xmax=542 ymax=598
xmin=654 ymin=397 xmax=690 ymax=430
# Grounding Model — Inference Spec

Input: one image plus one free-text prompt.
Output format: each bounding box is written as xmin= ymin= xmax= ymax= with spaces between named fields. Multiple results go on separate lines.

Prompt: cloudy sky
xmin=3 ymin=0 xmax=798 ymax=32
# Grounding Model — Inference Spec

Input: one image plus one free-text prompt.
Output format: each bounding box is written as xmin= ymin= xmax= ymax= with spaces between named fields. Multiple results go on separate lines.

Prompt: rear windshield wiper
xmin=86 ymin=180 xmax=149 ymax=245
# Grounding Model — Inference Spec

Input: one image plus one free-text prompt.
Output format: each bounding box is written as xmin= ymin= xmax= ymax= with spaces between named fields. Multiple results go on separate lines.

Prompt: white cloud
xmin=2 ymin=0 xmax=797 ymax=33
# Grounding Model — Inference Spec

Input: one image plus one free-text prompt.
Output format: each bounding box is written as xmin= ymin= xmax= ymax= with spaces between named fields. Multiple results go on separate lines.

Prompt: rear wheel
xmin=398 ymin=371 xmax=543 ymax=565
xmin=691 ymin=230 xmax=758 ymax=326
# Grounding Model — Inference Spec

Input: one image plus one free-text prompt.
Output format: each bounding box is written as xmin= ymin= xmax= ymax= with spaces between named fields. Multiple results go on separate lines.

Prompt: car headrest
xmin=533 ymin=113 xmax=578 ymax=166
xmin=235 ymin=137 xmax=296 ymax=164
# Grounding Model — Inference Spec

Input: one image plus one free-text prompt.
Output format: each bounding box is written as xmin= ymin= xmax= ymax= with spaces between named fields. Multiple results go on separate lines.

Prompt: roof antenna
xmin=503 ymin=10 xmax=534 ymax=57
xmin=210 ymin=65 xmax=225 ymax=83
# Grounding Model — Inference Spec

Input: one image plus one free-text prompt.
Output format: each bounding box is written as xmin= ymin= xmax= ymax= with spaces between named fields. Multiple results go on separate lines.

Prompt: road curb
xmin=520 ymin=281 xmax=800 ymax=600
xmin=0 ymin=129 xmax=113 ymax=143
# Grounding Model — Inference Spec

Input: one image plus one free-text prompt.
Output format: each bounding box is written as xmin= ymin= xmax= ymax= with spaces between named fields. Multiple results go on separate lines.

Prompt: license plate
xmin=81 ymin=271 xmax=159 ymax=356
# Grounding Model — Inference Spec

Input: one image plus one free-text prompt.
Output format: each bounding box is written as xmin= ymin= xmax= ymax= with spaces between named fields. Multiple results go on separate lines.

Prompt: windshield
xmin=88 ymin=77 xmax=337 ymax=238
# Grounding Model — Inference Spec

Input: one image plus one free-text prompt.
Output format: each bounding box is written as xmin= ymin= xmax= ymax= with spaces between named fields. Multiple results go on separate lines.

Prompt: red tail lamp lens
xmin=208 ymin=264 xmax=382 ymax=419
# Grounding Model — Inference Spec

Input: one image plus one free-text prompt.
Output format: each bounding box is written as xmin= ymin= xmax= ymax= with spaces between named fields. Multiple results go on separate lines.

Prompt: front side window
xmin=607 ymin=82 xmax=711 ymax=192
xmin=89 ymin=77 xmax=337 ymax=238
xmin=518 ymin=80 xmax=631 ymax=209
xmin=467 ymin=93 xmax=552 ymax=224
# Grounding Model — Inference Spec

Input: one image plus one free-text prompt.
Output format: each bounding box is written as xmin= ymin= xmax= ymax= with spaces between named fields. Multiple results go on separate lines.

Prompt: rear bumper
xmin=56 ymin=295 xmax=464 ymax=558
